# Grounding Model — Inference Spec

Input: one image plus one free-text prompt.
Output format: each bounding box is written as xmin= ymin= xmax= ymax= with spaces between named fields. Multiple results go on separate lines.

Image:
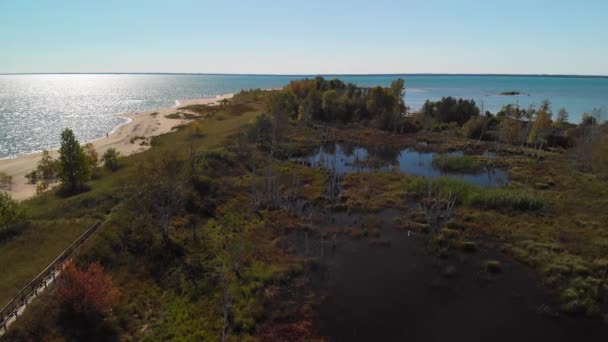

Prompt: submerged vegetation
xmin=2 ymin=77 xmax=608 ymax=340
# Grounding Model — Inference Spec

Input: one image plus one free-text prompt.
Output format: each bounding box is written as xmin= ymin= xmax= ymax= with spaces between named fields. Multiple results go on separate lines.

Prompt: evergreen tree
xmin=58 ymin=128 xmax=90 ymax=193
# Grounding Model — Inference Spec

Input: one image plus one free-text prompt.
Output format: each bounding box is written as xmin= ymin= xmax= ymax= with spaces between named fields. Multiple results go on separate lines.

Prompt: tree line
xmin=265 ymin=76 xmax=408 ymax=131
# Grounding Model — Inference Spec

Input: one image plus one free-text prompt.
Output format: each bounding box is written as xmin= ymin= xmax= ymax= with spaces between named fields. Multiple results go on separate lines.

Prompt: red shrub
xmin=57 ymin=261 xmax=118 ymax=316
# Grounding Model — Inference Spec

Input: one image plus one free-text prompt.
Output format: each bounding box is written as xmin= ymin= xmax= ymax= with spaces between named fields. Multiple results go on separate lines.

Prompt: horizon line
xmin=1 ymin=72 xmax=608 ymax=78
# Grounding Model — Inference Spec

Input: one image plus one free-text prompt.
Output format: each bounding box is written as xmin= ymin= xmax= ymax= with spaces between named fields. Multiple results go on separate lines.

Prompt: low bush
xmin=0 ymin=192 xmax=26 ymax=231
xmin=0 ymin=172 xmax=13 ymax=190
xmin=57 ymin=261 xmax=119 ymax=317
xmin=560 ymin=276 xmax=601 ymax=316
xmin=102 ymin=148 xmax=121 ymax=172
xmin=462 ymin=115 xmax=486 ymax=139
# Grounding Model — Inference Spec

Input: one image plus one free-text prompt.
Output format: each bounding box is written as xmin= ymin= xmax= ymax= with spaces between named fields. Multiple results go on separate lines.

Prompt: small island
xmin=499 ymin=91 xmax=523 ymax=96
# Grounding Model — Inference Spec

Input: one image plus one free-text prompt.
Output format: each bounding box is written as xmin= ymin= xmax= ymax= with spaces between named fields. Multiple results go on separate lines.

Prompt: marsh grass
xmin=412 ymin=176 xmax=546 ymax=211
xmin=432 ymin=155 xmax=485 ymax=173
xmin=343 ymin=172 xmax=545 ymax=212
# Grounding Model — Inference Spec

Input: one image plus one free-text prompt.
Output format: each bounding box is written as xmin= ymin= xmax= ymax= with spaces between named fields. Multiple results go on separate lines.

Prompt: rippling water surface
xmin=1 ymin=74 xmax=607 ymax=159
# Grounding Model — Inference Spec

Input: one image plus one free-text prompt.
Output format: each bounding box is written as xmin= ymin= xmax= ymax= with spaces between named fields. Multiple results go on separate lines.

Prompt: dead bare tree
xmin=220 ymin=262 xmax=232 ymax=342
xmin=328 ymin=148 xmax=341 ymax=202
xmin=251 ymin=146 xmax=302 ymax=211
xmin=251 ymin=154 xmax=259 ymax=207
xmin=420 ymin=178 xmax=457 ymax=234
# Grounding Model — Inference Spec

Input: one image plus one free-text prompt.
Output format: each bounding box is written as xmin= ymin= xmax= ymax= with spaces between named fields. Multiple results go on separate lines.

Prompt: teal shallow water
xmin=1 ymin=74 xmax=607 ymax=158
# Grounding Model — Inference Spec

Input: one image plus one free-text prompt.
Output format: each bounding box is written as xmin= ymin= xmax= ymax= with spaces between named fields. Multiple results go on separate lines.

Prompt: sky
xmin=1 ymin=0 xmax=607 ymax=75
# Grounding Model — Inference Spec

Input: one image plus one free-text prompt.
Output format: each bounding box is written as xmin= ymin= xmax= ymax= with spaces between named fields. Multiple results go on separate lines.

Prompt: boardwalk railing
xmin=0 ymin=220 xmax=103 ymax=332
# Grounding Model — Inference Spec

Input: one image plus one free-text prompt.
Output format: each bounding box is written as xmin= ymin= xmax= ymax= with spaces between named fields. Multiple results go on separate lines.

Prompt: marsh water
xmin=287 ymin=210 xmax=608 ymax=341
xmin=295 ymin=143 xmax=508 ymax=187
xmin=287 ymin=147 xmax=608 ymax=341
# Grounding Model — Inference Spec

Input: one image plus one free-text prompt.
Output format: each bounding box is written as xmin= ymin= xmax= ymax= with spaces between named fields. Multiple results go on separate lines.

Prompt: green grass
xmin=0 ymin=218 xmax=97 ymax=306
xmin=432 ymin=155 xmax=485 ymax=173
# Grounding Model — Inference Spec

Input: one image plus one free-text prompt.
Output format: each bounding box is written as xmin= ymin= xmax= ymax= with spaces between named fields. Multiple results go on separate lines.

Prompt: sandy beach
xmin=0 ymin=94 xmax=233 ymax=201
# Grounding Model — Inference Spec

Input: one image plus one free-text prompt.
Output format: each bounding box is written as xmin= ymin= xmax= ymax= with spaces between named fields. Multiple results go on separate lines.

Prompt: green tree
xmin=463 ymin=116 xmax=486 ymax=139
xmin=581 ymin=113 xmax=598 ymax=127
xmin=36 ymin=150 xmax=60 ymax=183
xmin=366 ymin=87 xmax=394 ymax=119
xmin=248 ymin=113 xmax=273 ymax=147
xmin=0 ymin=192 xmax=25 ymax=231
xmin=102 ymin=148 xmax=121 ymax=172
xmin=58 ymin=128 xmax=90 ymax=193
xmin=499 ymin=118 xmax=522 ymax=144
xmin=298 ymin=92 xmax=322 ymax=124
xmin=321 ymin=89 xmax=341 ymax=121
xmin=84 ymin=143 xmax=99 ymax=169
xmin=390 ymin=78 xmax=406 ymax=114
xmin=540 ymin=98 xmax=552 ymax=119
xmin=83 ymin=143 xmax=100 ymax=178
xmin=422 ymin=97 xmax=480 ymax=125
xmin=496 ymin=104 xmax=524 ymax=120
xmin=266 ymin=92 xmax=295 ymax=141
xmin=555 ymin=108 xmax=569 ymax=127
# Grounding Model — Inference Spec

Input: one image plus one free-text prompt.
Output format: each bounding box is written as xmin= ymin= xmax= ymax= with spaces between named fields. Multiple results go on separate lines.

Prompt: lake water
xmin=1 ymin=74 xmax=607 ymax=159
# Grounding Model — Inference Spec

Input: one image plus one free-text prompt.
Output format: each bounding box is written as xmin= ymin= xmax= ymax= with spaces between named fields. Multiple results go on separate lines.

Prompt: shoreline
xmin=0 ymin=93 xmax=233 ymax=201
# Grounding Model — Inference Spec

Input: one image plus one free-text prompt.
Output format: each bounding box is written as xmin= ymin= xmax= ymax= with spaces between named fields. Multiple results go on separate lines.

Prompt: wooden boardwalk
xmin=0 ymin=220 xmax=103 ymax=335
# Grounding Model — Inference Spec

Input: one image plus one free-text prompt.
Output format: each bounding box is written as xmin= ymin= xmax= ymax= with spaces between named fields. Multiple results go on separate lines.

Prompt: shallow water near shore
xmin=2 ymin=73 xmax=608 ymax=159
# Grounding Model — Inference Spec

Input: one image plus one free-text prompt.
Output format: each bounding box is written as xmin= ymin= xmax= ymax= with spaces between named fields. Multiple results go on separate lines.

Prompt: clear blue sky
xmin=1 ymin=0 xmax=607 ymax=75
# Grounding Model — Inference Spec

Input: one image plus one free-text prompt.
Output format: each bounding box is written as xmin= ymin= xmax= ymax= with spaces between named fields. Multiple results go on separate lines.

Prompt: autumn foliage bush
xmin=57 ymin=261 xmax=118 ymax=316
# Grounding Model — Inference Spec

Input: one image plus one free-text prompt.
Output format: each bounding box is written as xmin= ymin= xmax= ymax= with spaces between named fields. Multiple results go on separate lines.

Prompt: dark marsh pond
xmin=285 ymin=144 xmax=608 ymax=340
xmin=294 ymin=143 xmax=508 ymax=187
xmin=286 ymin=210 xmax=608 ymax=341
